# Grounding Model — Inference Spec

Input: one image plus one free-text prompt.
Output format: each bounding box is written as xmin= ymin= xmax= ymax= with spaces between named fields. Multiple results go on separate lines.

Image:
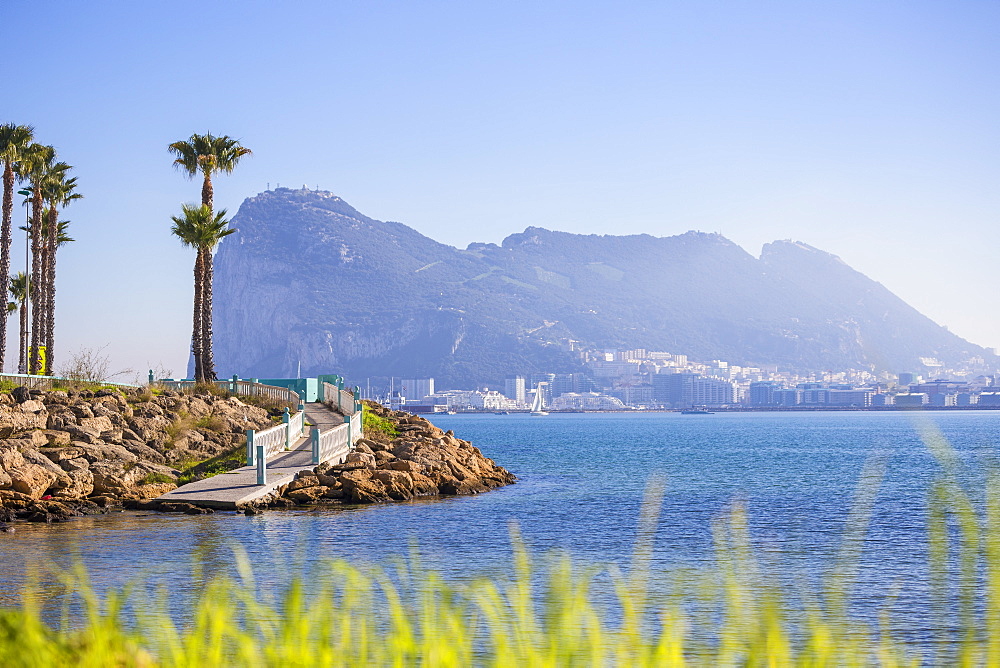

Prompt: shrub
xmin=138 ymin=472 xmax=174 ymax=485
xmin=195 ymin=415 xmax=227 ymax=432
xmin=363 ymin=410 xmax=398 ymax=439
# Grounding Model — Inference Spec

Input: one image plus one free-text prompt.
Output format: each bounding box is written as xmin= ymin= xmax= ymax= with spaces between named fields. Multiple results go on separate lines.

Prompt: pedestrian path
xmin=156 ymin=402 xmax=346 ymax=509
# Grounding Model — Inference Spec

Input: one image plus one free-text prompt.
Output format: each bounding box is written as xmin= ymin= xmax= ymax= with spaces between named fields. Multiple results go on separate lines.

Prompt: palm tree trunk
xmin=18 ymin=300 xmax=26 ymax=374
xmin=43 ymin=205 xmax=57 ymax=375
xmin=28 ymin=191 xmax=43 ymax=375
xmin=192 ymin=250 xmax=205 ymax=382
xmin=201 ymin=248 xmax=216 ymax=381
xmin=201 ymin=173 xmax=213 ymax=212
xmin=0 ymin=163 xmax=13 ymax=373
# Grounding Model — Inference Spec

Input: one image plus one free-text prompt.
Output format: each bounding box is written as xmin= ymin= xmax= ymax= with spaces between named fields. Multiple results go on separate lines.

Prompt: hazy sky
xmin=2 ymin=1 xmax=998 ymax=379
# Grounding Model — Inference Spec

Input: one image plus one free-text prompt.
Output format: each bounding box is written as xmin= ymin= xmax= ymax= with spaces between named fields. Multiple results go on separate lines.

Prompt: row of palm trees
xmin=0 ymin=124 xmax=80 ymax=376
xmin=169 ymin=133 xmax=250 ymax=383
xmin=0 ymin=126 xmax=250 ymax=382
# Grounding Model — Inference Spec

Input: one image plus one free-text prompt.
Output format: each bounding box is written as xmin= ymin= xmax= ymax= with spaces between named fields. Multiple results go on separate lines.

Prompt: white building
xmin=550 ymin=392 xmax=627 ymax=411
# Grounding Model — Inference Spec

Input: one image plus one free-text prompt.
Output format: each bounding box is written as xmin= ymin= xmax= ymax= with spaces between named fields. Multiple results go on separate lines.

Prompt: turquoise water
xmin=0 ymin=410 xmax=996 ymax=627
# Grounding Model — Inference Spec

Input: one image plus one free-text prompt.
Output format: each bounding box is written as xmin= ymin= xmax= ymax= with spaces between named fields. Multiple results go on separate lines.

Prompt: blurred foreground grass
xmin=1 ymin=422 xmax=998 ymax=666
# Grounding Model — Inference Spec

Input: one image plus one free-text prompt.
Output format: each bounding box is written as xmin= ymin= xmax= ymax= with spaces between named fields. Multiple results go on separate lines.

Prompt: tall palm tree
xmin=15 ymin=144 xmax=55 ymax=374
xmin=8 ymin=272 xmax=27 ymax=374
xmin=0 ymin=124 xmax=34 ymax=372
xmin=39 ymin=172 xmax=80 ymax=375
xmin=168 ymin=133 xmax=249 ymax=379
xmin=167 ymin=133 xmax=251 ymax=212
xmin=170 ymin=204 xmax=235 ymax=382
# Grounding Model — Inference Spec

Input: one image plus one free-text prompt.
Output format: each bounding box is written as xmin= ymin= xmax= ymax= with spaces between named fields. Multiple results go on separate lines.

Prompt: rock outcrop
xmin=0 ymin=390 xmax=516 ymax=522
xmin=0 ymin=387 xmax=278 ymax=523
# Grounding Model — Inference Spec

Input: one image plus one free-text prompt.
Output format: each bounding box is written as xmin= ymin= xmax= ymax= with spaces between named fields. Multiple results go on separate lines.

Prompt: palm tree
xmin=0 ymin=124 xmax=34 ymax=372
xmin=170 ymin=204 xmax=235 ymax=382
xmin=8 ymin=272 xmax=27 ymax=374
xmin=39 ymin=172 xmax=80 ymax=375
xmin=15 ymin=144 xmax=55 ymax=374
xmin=167 ymin=133 xmax=251 ymax=212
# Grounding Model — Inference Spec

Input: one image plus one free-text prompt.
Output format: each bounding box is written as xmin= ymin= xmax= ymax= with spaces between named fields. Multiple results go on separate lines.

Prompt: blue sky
xmin=2 ymin=0 xmax=998 ymax=378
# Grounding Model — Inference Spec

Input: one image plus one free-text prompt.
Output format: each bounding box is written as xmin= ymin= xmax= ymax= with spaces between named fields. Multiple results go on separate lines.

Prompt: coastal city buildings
xmin=365 ymin=342 xmax=1000 ymax=411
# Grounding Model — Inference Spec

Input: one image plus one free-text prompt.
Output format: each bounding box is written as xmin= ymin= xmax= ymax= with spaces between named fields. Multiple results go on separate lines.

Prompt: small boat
xmin=446 ymin=410 xmax=457 ymax=415
xmin=681 ymin=409 xmax=714 ymax=414
xmin=529 ymin=383 xmax=549 ymax=416
xmin=494 ymin=411 xmax=509 ymax=415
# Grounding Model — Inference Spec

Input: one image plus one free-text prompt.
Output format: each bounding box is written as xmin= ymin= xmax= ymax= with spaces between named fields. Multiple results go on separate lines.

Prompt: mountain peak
xmin=211 ymin=192 xmax=997 ymax=384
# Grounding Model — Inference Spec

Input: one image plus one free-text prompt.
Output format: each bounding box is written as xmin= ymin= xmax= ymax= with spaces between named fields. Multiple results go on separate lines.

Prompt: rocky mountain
xmin=211 ymin=188 xmax=996 ymax=387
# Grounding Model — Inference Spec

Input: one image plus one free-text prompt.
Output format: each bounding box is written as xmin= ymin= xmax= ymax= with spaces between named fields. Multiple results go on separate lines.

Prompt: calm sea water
xmin=0 ymin=410 xmax=996 ymax=630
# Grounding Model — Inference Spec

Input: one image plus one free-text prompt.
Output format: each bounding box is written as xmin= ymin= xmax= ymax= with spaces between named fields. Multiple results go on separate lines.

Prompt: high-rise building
xmin=504 ymin=376 xmax=526 ymax=405
xmin=652 ymin=372 xmax=735 ymax=407
xmin=399 ymin=378 xmax=435 ymax=403
xmin=749 ymin=381 xmax=783 ymax=406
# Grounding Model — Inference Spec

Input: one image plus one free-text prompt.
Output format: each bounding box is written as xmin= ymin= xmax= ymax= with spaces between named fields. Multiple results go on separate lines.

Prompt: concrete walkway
xmin=155 ymin=403 xmax=345 ymax=509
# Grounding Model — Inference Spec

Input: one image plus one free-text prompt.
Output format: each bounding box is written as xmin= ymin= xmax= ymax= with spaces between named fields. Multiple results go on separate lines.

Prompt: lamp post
xmin=16 ymin=188 xmax=30 ymax=375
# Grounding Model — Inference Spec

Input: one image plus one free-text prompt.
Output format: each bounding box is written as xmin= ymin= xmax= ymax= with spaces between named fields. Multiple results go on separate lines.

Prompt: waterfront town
xmin=370 ymin=342 xmax=1000 ymax=412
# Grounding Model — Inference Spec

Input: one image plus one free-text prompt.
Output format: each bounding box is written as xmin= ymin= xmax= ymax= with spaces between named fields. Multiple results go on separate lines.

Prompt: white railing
xmin=247 ymin=422 xmax=286 ymax=465
xmin=321 ymin=381 xmax=361 ymax=416
xmin=246 ymin=405 xmax=307 ymax=468
xmin=289 ymin=407 xmax=305 ymax=440
xmin=322 ymin=382 xmax=339 ymax=409
xmin=311 ymin=408 xmax=364 ymax=465
xmin=0 ymin=372 xmax=137 ymax=390
xmin=341 ymin=388 xmax=359 ymax=414
xmin=156 ymin=377 xmax=300 ymax=405
xmin=316 ymin=423 xmax=350 ymax=465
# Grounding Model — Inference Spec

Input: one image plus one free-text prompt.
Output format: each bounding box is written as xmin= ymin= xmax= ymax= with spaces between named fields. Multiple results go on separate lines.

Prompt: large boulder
xmin=0 ymin=446 xmax=26 ymax=473
xmin=338 ymin=470 xmax=389 ymax=504
xmin=287 ymin=486 xmax=328 ymax=504
xmin=78 ymin=416 xmax=114 ymax=433
xmin=371 ymin=469 xmax=413 ymax=501
xmin=8 ymin=463 xmax=58 ymax=498
xmin=53 ymin=468 xmax=94 ymax=498
xmin=89 ymin=461 xmax=148 ymax=496
xmin=0 ymin=406 xmax=48 ymax=438
xmin=345 ymin=451 xmax=376 ymax=468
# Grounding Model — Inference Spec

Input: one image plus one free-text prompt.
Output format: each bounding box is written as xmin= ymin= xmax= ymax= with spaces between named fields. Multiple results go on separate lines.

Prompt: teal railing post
xmin=282 ymin=407 xmax=291 ymax=450
xmin=256 ymin=444 xmax=266 ymax=485
xmin=246 ymin=430 xmax=255 ymax=466
xmin=345 ymin=414 xmax=352 ymax=446
xmin=311 ymin=427 xmax=320 ymax=465
xmin=231 ymin=374 xmax=239 ymax=394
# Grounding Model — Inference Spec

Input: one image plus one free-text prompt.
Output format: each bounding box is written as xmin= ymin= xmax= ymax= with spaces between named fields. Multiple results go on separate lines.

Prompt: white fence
xmin=311 ymin=410 xmax=363 ymax=465
xmin=247 ymin=422 xmax=286 ymax=465
xmin=157 ymin=377 xmax=300 ymax=406
xmin=0 ymin=372 xmax=137 ymax=390
xmin=246 ymin=405 xmax=307 ymax=466
xmin=321 ymin=381 xmax=361 ymax=415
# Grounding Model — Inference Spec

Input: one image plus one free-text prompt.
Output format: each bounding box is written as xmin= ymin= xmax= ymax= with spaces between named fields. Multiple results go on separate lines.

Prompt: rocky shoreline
xmin=0 ymin=388 xmax=515 ymax=528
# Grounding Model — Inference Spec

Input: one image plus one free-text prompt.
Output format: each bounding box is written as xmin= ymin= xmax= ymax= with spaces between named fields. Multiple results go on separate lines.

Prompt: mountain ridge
xmin=211 ymin=188 xmax=996 ymax=386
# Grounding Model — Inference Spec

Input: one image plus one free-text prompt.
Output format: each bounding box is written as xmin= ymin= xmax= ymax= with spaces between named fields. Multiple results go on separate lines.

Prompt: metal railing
xmin=0 ymin=372 xmax=137 ymax=390
xmin=155 ymin=375 xmax=300 ymax=406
